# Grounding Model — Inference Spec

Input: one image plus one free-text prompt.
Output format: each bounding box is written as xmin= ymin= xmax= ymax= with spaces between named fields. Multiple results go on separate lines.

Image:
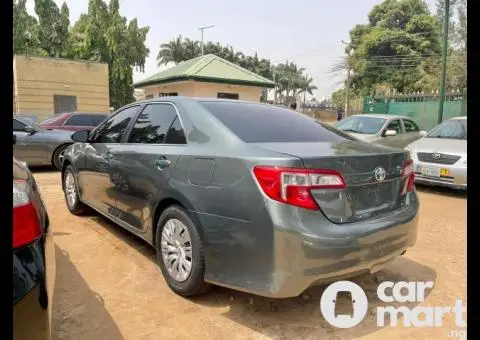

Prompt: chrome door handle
xmin=154 ymin=158 xmax=171 ymax=170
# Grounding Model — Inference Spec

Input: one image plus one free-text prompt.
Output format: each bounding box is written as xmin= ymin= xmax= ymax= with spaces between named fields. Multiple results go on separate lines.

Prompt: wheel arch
xmin=151 ymin=193 xmax=204 ymax=247
xmin=51 ymin=143 xmax=73 ymax=167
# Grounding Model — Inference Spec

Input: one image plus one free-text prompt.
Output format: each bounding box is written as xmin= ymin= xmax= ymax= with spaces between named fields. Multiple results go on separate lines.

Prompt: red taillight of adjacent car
xmin=13 ymin=180 xmax=42 ymax=249
xmin=253 ymin=166 xmax=346 ymax=210
xmin=402 ymin=159 xmax=415 ymax=194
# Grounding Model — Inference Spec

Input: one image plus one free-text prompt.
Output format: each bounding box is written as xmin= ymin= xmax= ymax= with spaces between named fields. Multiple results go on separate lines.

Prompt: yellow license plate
xmin=440 ymin=168 xmax=449 ymax=176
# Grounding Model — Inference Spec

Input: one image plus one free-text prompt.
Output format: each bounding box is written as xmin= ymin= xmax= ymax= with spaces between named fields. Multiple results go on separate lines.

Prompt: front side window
xmin=128 ymin=104 xmax=178 ymax=144
xmin=385 ymin=119 xmax=403 ymax=134
xmin=90 ymin=106 xmax=139 ymax=143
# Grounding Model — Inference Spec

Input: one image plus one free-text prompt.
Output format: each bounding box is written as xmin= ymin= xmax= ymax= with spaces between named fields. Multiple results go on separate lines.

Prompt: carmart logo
xmin=320 ymin=280 xmax=467 ymax=330
xmin=319 ymin=281 xmax=368 ymax=328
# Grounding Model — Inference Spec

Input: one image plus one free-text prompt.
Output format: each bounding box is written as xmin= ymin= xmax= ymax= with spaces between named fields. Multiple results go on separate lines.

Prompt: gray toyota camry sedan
xmin=61 ymin=97 xmax=419 ymax=298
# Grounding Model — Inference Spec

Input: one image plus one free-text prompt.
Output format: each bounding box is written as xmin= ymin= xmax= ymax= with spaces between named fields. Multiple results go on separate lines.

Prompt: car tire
xmin=63 ymin=166 xmax=85 ymax=215
xmin=155 ymin=205 xmax=210 ymax=297
xmin=52 ymin=144 xmax=70 ymax=170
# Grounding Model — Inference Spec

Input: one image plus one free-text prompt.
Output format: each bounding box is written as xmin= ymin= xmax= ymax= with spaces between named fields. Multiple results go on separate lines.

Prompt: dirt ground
xmin=33 ymin=169 xmax=466 ymax=340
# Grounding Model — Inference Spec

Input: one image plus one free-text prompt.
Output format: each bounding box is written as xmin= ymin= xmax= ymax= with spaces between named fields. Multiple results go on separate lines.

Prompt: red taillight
xmin=253 ymin=166 xmax=346 ymax=210
xmin=402 ymin=159 xmax=415 ymax=193
xmin=13 ymin=180 xmax=42 ymax=249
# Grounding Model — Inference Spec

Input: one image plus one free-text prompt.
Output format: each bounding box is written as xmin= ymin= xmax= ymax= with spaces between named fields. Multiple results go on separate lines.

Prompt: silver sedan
xmin=13 ymin=115 xmax=75 ymax=169
xmin=405 ymin=116 xmax=467 ymax=190
xmin=334 ymin=114 xmax=427 ymax=149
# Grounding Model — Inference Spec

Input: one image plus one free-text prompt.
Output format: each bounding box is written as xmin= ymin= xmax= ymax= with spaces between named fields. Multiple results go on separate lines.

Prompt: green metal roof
xmin=134 ymin=54 xmax=275 ymax=88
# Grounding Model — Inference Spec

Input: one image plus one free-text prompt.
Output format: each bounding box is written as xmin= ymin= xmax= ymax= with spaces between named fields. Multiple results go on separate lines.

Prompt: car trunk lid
xmin=251 ymin=141 xmax=410 ymax=223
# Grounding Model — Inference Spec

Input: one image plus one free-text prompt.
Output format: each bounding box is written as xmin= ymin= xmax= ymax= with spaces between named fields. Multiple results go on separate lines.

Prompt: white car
xmin=405 ymin=116 xmax=467 ymax=190
xmin=334 ymin=114 xmax=427 ymax=149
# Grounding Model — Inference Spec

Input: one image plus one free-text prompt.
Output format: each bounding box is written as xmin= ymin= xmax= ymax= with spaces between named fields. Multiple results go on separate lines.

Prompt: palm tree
xmin=156 ymin=35 xmax=186 ymax=66
xmin=183 ymin=38 xmax=200 ymax=59
xmin=299 ymin=76 xmax=318 ymax=109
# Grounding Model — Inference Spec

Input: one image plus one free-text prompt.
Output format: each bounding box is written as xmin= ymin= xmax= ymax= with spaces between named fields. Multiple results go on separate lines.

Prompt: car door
xmin=108 ymin=102 xmax=187 ymax=233
xmin=13 ymin=118 xmax=50 ymax=165
xmin=401 ymin=118 xmax=423 ymax=146
xmin=376 ymin=118 xmax=405 ymax=148
xmin=78 ymin=105 xmax=141 ymax=216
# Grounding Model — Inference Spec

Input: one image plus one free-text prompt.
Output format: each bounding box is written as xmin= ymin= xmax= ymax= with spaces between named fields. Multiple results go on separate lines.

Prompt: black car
xmin=13 ymin=155 xmax=55 ymax=339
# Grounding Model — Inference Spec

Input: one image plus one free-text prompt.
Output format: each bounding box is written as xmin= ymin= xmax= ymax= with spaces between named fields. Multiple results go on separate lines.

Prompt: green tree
xmin=69 ymin=0 xmax=150 ymax=109
xmin=34 ymin=0 xmax=70 ymax=57
xmin=347 ymin=0 xmax=442 ymax=94
xmin=157 ymin=35 xmax=187 ymax=66
xmin=13 ymin=0 xmax=45 ymax=56
xmin=331 ymin=88 xmax=346 ymax=110
xmin=299 ymin=76 xmax=318 ymax=108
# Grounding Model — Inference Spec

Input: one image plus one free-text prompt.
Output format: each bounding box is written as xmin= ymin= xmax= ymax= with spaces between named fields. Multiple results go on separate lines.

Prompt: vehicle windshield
xmin=334 ymin=116 xmax=386 ymax=134
xmin=426 ymin=119 xmax=467 ymax=140
xmin=15 ymin=116 xmax=45 ymax=131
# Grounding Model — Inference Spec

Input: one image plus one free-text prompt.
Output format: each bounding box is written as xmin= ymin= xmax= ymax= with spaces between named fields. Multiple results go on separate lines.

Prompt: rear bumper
xmin=202 ymin=193 xmax=419 ymax=298
xmin=414 ymin=161 xmax=467 ymax=190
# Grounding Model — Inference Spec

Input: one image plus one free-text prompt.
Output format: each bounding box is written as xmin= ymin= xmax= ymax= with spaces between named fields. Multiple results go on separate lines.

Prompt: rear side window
xmin=65 ymin=114 xmax=107 ymax=127
xmin=91 ymin=115 xmax=107 ymax=126
xmin=403 ymin=119 xmax=420 ymax=132
xmin=200 ymin=101 xmax=353 ymax=143
xmin=128 ymin=104 xmax=178 ymax=144
xmin=165 ymin=117 xmax=187 ymax=144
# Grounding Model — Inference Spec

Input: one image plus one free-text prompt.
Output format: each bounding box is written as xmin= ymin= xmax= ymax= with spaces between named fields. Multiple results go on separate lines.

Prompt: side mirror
xmin=384 ymin=129 xmax=397 ymax=137
xmin=419 ymin=130 xmax=427 ymax=137
xmin=24 ymin=126 xmax=36 ymax=134
xmin=13 ymin=135 xmax=17 ymax=145
xmin=71 ymin=129 xmax=90 ymax=143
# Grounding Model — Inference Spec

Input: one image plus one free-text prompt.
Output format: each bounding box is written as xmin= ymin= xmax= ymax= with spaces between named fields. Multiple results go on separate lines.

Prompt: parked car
xmin=61 ymin=97 xmax=419 ymax=298
xmin=14 ymin=114 xmax=39 ymax=124
xmin=334 ymin=114 xmax=427 ymax=149
xmin=13 ymin=156 xmax=55 ymax=339
xmin=40 ymin=112 xmax=108 ymax=131
xmin=13 ymin=115 xmax=75 ymax=169
xmin=405 ymin=116 xmax=467 ymax=190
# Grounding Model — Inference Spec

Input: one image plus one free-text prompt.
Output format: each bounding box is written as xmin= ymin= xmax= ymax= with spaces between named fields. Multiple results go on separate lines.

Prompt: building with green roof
xmin=134 ymin=54 xmax=275 ymax=102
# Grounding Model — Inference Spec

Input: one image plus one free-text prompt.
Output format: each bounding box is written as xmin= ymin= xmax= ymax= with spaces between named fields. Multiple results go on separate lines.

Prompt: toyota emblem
xmin=373 ymin=166 xmax=386 ymax=182
xmin=432 ymin=153 xmax=441 ymax=159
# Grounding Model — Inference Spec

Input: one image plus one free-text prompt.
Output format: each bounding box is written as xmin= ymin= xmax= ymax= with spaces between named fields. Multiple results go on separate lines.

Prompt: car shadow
xmin=52 ymin=244 xmax=124 ymax=340
xmin=416 ymin=184 xmax=467 ymax=199
xmin=88 ymin=214 xmax=437 ymax=339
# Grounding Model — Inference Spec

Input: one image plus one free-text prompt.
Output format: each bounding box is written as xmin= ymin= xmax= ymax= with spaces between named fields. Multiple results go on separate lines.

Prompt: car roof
xmin=449 ymin=116 xmax=467 ymax=120
xmin=350 ymin=114 xmax=410 ymax=120
xmin=131 ymin=96 xmax=273 ymax=106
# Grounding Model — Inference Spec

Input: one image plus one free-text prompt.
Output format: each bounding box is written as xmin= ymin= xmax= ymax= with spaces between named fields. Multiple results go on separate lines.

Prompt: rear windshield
xmin=200 ymin=101 xmax=354 ymax=143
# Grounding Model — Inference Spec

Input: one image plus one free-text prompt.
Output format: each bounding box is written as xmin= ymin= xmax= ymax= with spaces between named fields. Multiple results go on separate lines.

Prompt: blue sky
xmin=26 ymin=0 xmax=437 ymax=99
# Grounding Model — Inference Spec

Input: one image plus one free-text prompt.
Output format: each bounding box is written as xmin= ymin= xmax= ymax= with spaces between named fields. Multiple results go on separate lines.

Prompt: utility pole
xmin=198 ymin=25 xmax=214 ymax=56
xmin=438 ymin=0 xmax=450 ymax=124
xmin=345 ymin=58 xmax=351 ymax=117
xmin=273 ymin=67 xmax=277 ymax=105
xmin=341 ymin=40 xmax=354 ymax=117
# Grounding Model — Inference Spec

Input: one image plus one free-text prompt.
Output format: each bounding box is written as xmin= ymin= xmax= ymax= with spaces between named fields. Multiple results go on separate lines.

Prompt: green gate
xmin=363 ymin=91 xmax=467 ymax=131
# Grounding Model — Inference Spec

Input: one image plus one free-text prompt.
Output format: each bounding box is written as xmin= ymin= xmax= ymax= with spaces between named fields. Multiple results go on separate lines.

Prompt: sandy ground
xmin=33 ymin=169 xmax=466 ymax=340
